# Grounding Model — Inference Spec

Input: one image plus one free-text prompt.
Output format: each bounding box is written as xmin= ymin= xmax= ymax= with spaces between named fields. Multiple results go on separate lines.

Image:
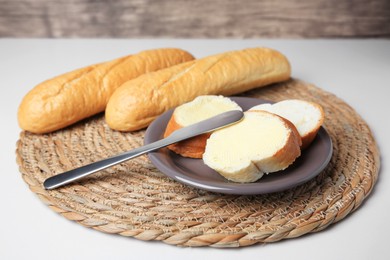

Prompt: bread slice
xmin=249 ymin=99 xmax=324 ymax=149
xmin=163 ymin=95 xmax=242 ymax=158
xmin=203 ymin=111 xmax=302 ymax=183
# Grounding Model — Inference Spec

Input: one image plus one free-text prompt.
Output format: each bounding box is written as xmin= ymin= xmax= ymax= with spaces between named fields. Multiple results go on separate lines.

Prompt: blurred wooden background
xmin=1 ymin=0 xmax=389 ymax=38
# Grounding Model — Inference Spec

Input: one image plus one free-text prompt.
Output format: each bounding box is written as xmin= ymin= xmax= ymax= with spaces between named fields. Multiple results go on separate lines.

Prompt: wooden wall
xmin=1 ymin=0 xmax=389 ymax=38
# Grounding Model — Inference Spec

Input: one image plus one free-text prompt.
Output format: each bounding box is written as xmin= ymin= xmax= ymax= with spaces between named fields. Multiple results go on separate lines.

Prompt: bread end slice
xmin=163 ymin=95 xmax=242 ymax=158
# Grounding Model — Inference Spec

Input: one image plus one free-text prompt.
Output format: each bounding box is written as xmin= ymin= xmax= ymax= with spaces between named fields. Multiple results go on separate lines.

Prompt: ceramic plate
xmin=144 ymin=97 xmax=333 ymax=195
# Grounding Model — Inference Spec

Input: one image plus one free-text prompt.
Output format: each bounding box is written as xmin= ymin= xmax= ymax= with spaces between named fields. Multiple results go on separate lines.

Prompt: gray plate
xmin=144 ymin=97 xmax=333 ymax=195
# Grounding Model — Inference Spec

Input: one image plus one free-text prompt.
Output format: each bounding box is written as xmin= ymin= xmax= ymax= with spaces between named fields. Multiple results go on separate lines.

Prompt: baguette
xmin=203 ymin=111 xmax=302 ymax=183
xmin=18 ymin=48 xmax=195 ymax=134
xmin=106 ymin=47 xmax=291 ymax=131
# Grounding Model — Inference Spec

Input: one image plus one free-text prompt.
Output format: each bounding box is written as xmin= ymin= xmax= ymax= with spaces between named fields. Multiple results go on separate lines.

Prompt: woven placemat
xmin=16 ymin=79 xmax=380 ymax=247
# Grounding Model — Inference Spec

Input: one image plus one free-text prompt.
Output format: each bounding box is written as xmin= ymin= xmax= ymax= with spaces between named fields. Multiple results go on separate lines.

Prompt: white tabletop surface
xmin=1 ymin=39 xmax=389 ymax=260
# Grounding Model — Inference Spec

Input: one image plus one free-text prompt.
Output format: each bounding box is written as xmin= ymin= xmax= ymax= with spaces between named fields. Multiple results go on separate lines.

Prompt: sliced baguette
xmin=203 ymin=111 xmax=302 ymax=183
xmin=249 ymin=99 xmax=324 ymax=149
xmin=164 ymin=95 xmax=242 ymax=158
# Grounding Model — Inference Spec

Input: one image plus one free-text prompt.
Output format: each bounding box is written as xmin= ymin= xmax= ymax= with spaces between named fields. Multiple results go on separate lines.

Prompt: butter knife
xmin=43 ymin=110 xmax=243 ymax=190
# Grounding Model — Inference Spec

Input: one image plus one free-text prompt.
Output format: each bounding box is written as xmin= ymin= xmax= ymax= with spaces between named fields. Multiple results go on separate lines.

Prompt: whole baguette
xmin=18 ymin=48 xmax=195 ymax=134
xmin=106 ymin=47 xmax=291 ymax=131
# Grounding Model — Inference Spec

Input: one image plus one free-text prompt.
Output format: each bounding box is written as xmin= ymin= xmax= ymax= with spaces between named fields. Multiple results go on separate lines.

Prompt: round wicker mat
xmin=16 ymin=79 xmax=380 ymax=247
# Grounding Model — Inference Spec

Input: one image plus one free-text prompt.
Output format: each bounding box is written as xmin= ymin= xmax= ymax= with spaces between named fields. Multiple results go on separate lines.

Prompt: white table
xmin=1 ymin=39 xmax=389 ymax=260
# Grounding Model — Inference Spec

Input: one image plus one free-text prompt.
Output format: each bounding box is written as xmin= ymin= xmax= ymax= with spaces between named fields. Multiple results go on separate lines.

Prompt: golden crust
xmin=18 ymin=48 xmax=195 ymax=134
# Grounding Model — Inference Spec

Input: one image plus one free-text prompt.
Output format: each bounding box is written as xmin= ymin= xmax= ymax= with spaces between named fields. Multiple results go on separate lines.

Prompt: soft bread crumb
xmin=203 ymin=111 xmax=301 ymax=183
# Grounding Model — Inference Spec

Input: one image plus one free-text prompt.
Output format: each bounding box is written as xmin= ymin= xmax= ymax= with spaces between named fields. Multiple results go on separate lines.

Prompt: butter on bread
xmin=18 ymin=48 xmax=195 ymax=134
xmin=249 ymin=99 xmax=324 ymax=149
xmin=106 ymin=47 xmax=291 ymax=131
xmin=163 ymin=95 xmax=242 ymax=158
xmin=203 ymin=111 xmax=302 ymax=183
